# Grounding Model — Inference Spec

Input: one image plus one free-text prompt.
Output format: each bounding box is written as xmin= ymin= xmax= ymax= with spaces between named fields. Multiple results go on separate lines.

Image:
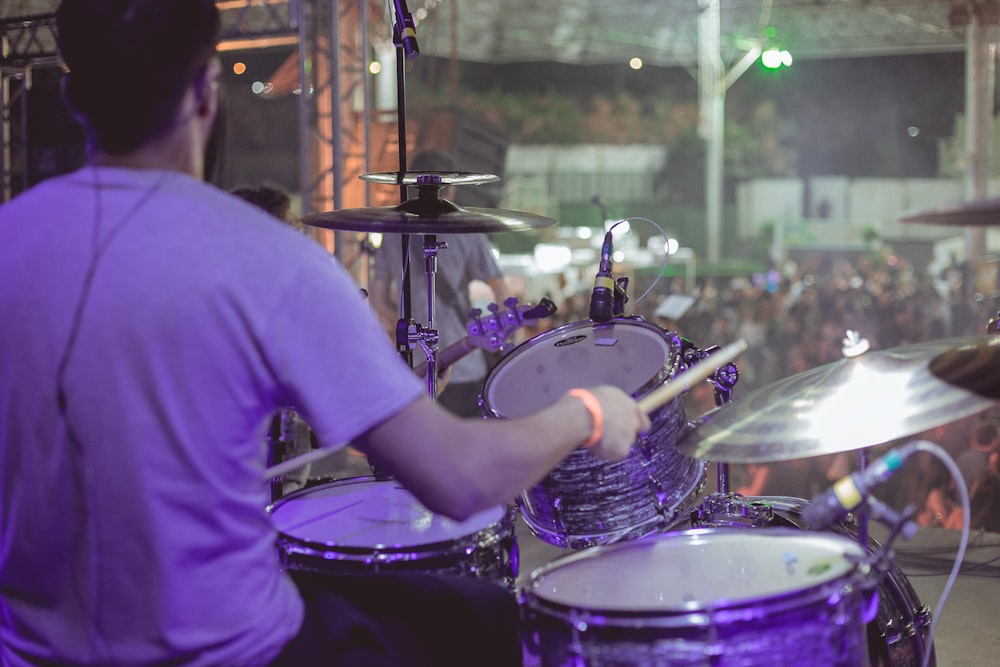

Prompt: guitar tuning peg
xmin=467 ymin=308 xmax=484 ymax=336
xmin=488 ymin=302 xmax=500 ymax=314
xmin=504 ymin=296 xmax=519 ymax=309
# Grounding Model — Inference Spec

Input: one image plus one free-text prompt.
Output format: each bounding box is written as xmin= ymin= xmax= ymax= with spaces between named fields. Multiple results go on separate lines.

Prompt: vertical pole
xmin=330 ymin=0 xmax=344 ymax=262
xmin=2 ymin=74 xmax=11 ymax=202
xmin=965 ymin=14 xmax=994 ymax=269
xmin=296 ymin=0 xmax=311 ymax=217
xmin=699 ymin=0 xmax=723 ymax=263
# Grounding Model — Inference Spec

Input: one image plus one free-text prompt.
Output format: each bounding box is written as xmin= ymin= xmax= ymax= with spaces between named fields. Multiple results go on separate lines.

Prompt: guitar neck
xmin=413 ymin=337 xmax=478 ymax=378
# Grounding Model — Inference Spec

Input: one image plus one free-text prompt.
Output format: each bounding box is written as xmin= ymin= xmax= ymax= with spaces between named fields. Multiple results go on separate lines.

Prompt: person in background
xmin=231 ymin=182 xmax=315 ymax=495
xmin=956 ymin=421 xmax=1000 ymax=497
xmin=0 ymin=2 xmax=648 ymax=666
xmin=371 ymin=149 xmax=509 ymax=417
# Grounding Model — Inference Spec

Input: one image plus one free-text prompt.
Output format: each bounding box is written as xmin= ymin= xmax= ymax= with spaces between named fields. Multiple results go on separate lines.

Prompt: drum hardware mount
xmin=680 ymin=337 xmax=741 ymax=497
xmin=612 ymin=276 xmax=629 ymax=316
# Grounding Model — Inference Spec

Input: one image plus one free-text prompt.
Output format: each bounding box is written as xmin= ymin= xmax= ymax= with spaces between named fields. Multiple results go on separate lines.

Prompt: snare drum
xmin=672 ymin=495 xmax=935 ymax=667
xmin=522 ymin=529 xmax=870 ymax=667
xmin=269 ymin=477 xmax=518 ymax=589
xmin=480 ymin=318 xmax=706 ymax=549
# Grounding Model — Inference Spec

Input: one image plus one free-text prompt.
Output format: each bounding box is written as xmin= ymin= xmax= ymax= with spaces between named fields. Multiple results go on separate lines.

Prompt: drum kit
xmin=265 ymin=175 xmax=1000 ymax=667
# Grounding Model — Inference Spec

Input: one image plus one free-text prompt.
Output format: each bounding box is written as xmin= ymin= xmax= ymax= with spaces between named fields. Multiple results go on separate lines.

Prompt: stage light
xmin=761 ymin=47 xmax=793 ymax=69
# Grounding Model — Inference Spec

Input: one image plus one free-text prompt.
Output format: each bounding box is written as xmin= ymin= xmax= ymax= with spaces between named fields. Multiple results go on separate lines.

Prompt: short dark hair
xmin=230 ymin=183 xmax=291 ymax=221
xmin=409 ymin=150 xmax=455 ymax=173
xmin=56 ymin=0 xmax=221 ymax=154
xmin=976 ymin=422 xmax=998 ymax=447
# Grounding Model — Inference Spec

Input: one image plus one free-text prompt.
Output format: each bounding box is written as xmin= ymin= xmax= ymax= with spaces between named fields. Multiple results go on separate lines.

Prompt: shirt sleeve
xmin=264 ymin=255 xmax=425 ymax=449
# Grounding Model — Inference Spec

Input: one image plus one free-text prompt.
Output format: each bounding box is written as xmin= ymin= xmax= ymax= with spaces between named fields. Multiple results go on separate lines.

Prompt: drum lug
xmin=551 ymin=497 xmax=566 ymax=539
xmin=505 ymin=530 xmax=520 ymax=590
xmin=567 ymin=609 xmax=589 ymax=665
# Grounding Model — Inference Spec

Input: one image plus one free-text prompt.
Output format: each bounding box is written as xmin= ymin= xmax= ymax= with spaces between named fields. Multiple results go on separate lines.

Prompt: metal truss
xmin=0 ymin=0 xmax=369 ymax=235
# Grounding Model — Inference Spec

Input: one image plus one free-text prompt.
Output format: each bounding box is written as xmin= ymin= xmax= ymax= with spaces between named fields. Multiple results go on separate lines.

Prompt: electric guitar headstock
xmin=465 ymin=296 xmax=557 ymax=354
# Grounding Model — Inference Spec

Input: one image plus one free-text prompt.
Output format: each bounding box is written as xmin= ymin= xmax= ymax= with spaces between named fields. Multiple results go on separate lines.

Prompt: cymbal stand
xmin=416 ymin=233 xmax=447 ymax=400
xmin=682 ymin=342 xmax=772 ymax=529
xmin=681 ymin=341 xmax=741 ymax=494
xmin=854 ymin=447 xmax=871 ymax=549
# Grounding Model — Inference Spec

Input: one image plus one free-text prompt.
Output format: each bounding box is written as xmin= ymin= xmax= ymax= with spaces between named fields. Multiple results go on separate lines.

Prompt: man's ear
xmin=194 ymin=58 xmax=221 ymax=118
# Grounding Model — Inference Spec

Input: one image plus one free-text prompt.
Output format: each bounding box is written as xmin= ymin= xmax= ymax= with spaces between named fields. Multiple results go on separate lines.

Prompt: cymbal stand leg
xmin=856 ymin=447 xmax=871 ymax=548
xmin=422 ymin=234 xmax=448 ymax=400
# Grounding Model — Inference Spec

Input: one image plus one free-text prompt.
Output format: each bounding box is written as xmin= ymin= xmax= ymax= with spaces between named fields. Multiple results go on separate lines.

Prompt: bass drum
xmin=669 ymin=495 xmax=934 ymax=667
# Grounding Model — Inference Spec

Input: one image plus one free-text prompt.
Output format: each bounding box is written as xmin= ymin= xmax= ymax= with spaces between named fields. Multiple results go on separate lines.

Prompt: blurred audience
xmin=513 ymin=247 xmax=1000 ymax=532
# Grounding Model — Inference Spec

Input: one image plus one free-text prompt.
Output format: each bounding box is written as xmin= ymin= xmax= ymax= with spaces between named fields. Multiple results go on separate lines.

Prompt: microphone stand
xmin=392 ymin=0 xmax=416 ymax=367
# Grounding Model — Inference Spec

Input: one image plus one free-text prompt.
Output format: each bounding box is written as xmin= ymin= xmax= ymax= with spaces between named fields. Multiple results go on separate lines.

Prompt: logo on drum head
xmin=554 ymin=335 xmax=588 ymax=347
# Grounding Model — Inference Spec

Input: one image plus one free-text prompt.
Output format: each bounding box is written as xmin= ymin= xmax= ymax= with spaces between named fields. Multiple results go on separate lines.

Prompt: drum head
xmin=270 ymin=478 xmax=505 ymax=548
xmin=484 ymin=319 xmax=677 ymax=418
xmin=528 ymin=529 xmax=865 ymax=612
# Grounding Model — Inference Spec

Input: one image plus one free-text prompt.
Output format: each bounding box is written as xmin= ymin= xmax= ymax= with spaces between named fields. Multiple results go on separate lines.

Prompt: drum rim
xmin=269 ymin=476 xmax=515 ymax=555
xmin=480 ymin=317 xmax=684 ymax=419
xmin=523 ymin=528 xmax=868 ymax=620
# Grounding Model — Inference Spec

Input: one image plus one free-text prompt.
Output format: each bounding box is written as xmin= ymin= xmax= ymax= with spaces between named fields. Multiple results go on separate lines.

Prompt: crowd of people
xmin=502 ymin=247 xmax=1000 ymax=534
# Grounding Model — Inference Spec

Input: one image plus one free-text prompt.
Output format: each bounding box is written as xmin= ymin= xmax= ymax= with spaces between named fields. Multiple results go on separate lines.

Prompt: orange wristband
xmin=568 ymin=388 xmax=603 ymax=448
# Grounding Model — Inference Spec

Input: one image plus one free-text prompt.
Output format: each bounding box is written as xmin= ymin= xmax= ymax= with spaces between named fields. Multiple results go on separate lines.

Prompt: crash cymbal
xmin=898 ymin=198 xmax=1000 ymax=226
xmin=929 ymin=335 xmax=1000 ymax=399
xmin=302 ymin=194 xmax=556 ymax=235
xmin=678 ymin=336 xmax=997 ymax=463
xmin=360 ymin=170 xmax=501 ymax=187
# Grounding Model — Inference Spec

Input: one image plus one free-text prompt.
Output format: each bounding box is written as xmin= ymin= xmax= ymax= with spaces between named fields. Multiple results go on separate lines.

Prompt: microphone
xmin=589 ymin=231 xmax=614 ymax=322
xmin=392 ymin=0 xmax=420 ymax=59
xmin=803 ymin=443 xmax=918 ymax=530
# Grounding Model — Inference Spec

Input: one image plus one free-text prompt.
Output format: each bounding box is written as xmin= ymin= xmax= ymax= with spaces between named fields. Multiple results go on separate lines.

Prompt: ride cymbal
xmin=898 ymin=198 xmax=1000 ymax=226
xmin=677 ymin=336 xmax=997 ymax=463
xmin=929 ymin=336 xmax=1000 ymax=400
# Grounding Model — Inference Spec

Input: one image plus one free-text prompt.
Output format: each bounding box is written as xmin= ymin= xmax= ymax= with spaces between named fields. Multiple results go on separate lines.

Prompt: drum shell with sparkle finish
xmin=670 ymin=494 xmax=935 ymax=667
xmin=521 ymin=528 xmax=870 ymax=667
xmin=480 ymin=317 xmax=707 ymax=549
xmin=268 ymin=477 xmax=518 ymax=590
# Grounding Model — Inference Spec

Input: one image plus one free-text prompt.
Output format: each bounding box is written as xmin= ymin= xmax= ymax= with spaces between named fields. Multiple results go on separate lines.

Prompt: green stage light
xmin=761 ymin=47 xmax=793 ymax=69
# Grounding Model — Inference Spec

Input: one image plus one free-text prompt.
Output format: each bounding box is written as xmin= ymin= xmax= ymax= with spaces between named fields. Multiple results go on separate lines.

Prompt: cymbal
xmin=898 ymin=198 xmax=1000 ymax=226
xmin=929 ymin=336 xmax=1000 ymax=399
xmin=302 ymin=199 xmax=556 ymax=234
xmin=678 ymin=336 xmax=997 ymax=463
xmin=360 ymin=170 xmax=501 ymax=187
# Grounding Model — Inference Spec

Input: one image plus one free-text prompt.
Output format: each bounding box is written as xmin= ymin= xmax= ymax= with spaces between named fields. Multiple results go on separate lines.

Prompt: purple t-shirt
xmin=0 ymin=167 xmax=424 ymax=666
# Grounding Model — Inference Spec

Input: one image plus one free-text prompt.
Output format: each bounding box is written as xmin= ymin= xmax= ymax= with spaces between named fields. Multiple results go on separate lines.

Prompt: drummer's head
xmin=56 ymin=0 xmax=221 ymax=165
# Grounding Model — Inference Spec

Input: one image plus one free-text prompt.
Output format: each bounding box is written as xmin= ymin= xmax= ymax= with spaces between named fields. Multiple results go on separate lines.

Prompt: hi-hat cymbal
xmin=929 ymin=336 xmax=1000 ymax=399
xmin=360 ymin=170 xmax=501 ymax=186
xmin=678 ymin=336 xmax=997 ymax=463
xmin=898 ymin=198 xmax=1000 ymax=226
xmin=302 ymin=196 xmax=556 ymax=235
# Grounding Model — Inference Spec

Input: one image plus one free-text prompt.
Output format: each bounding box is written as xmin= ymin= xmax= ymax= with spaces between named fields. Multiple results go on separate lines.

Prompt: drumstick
xmin=263 ymin=338 xmax=747 ymax=481
xmin=264 ymin=445 xmax=346 ymax=481
xmin=637 ymin=338 xmax=748 ymax=414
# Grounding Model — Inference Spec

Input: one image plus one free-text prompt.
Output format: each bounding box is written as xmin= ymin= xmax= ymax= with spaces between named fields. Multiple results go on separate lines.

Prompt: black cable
xmin=54 ymin=164 xmax=171 ymax=659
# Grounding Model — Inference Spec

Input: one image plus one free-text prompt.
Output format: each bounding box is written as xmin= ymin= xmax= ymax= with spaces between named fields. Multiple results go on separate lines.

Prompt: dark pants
xmin=269 ymin=570 xmax=523 ymax=667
